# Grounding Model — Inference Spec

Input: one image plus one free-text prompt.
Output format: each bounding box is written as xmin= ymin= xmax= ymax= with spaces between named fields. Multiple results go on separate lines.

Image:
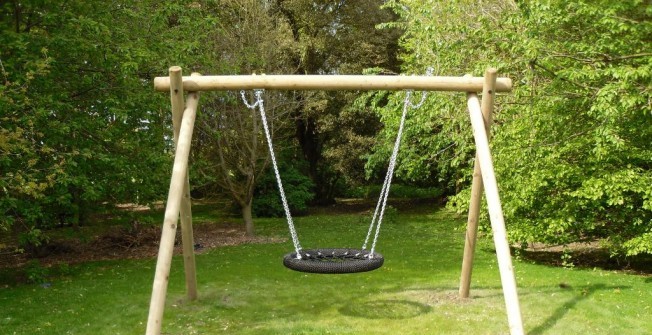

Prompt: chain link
xmin=241 ymin=89 xmax=303 ymax=257
xmin=364 ymin=67 xmax=433 ymax=256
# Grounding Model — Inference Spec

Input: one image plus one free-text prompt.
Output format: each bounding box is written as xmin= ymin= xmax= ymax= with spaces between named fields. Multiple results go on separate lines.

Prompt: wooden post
xmin=169 ymin=67 xmax=199 ymax=301
xmin=467 ymin=93 xmax=524 ymax=335
xmin=146 ymin=75 xmax=201 ymax=335
xmin=459 ymin=69 xmax=497 ymax=298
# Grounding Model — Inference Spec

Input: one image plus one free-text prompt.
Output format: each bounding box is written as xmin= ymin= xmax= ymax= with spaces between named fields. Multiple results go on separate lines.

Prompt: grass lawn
xmin=1 ymin=204 xmax=650 ymax=334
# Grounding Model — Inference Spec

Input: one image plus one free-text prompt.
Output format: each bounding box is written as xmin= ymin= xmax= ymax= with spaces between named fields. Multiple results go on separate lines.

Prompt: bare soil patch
xmin=0 ymin=222 xmax=285 ymax=270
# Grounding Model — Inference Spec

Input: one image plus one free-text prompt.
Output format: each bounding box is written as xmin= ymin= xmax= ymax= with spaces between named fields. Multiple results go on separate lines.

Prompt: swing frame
xmin=145 ymin=66 xmax=524 ymax=335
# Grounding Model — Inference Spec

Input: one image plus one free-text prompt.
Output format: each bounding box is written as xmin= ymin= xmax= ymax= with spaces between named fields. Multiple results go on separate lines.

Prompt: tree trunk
xmin=242 ymin=200 xmax=255 ymax=237
xmin=296 ymin=117 xmax=320 ymax=180
xmin=71 ymin=187 xmax=82 ymax=230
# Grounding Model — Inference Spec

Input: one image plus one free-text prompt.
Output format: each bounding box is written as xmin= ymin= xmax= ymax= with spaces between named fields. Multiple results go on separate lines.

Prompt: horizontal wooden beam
xmin=154 ymin=74 xmax=512 ymax=92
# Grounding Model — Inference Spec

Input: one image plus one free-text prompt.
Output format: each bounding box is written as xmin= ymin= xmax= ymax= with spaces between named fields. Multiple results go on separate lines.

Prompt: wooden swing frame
xmin=145 ymin=66 xmax=524 ymax=335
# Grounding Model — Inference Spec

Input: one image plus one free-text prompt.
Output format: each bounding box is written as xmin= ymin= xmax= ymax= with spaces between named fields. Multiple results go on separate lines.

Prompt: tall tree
xmin=191 ymin=0 xmax=298 ymax=236
xmin=377 ymin=0 xmax=652 ymax=256
xmin=271 ymin=0 xmax=402 ymax=203
xmin=0 ymin=0 xmax=219 ymax=247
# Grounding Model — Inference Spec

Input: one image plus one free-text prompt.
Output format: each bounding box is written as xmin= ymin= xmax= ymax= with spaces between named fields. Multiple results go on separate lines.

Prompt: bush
xmin=253 ymin=164 xmax=314 ymax=217
xmin=24 ymin=260 xmax=49 ymax=284
xmin=18 ymin=228 xmax=50 ymax=255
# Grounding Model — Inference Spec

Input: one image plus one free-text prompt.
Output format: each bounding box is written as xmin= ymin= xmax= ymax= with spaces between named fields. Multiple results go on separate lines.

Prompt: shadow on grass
xmin=528 ymin=283 xmax=628 ymax=335
xmin=339 ymin=299 xmax=431 ymax=319
xmin=380 ymin=285 xmax=633 ymax=335
xmin=338 ymin=286 xmax=496 ymax=320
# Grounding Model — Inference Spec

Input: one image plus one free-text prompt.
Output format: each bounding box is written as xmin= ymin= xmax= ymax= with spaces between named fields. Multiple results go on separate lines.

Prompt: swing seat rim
xmin=283 ymin=248 xmax=384 ymax=274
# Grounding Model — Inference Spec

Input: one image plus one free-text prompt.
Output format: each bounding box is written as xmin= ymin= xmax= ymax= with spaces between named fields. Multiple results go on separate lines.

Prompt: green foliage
xmin=494 ymin=0 xmax=652 ymax=256
xmin=560 ymin=250 xmax=575 ymax=269
xmin=24 ymin=260 xmax=48 ymax=284
xmin=189 ymin=1 xmax=299 ymax=234
xmin=17 ymin=228 xmax=49 ymax=253
xmin=321 ymin=90 xmax=385 ymax=186
xmin=0 ymin=1 xmax=222 ymax=242
xmin=253 ymin=163 xmax=314 ymax=217
xmin=2 ymin=0 xmax=648 ymax=261
xmin=269 ymin=0 xmax=402 ymax=203
xmin=379 ymin=0 xmax=652 ymax=256
xmin=363 ymin=89 xmax=470 ymax=192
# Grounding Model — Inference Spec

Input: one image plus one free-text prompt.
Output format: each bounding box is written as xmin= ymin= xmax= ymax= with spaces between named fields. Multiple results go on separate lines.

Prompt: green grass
xmin=1 ymin=205 xmax=650 ymax=334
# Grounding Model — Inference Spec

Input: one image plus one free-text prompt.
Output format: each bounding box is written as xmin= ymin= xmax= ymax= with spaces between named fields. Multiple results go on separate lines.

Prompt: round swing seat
xmin=283 ymin=248 xmax=384 ymax=274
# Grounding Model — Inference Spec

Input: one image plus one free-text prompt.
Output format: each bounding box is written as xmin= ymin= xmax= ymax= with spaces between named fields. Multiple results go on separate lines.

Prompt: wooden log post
xmin=146 ymin=72 xmax=201 ymax=335
xmin=467 ymin=93 xmax=524 ymax=335
xmin=459 ymin=69 xmax=497 ymax=298
xmin=169 ymin=67 xmax=199 ymax=301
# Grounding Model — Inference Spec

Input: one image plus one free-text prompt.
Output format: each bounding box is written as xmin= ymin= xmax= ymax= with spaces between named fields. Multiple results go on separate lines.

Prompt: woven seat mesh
xmin=283 ymin=248 xmax=384 ymax=274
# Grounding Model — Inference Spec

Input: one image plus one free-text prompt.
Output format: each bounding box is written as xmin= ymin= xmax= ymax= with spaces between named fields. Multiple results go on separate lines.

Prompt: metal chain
xmin=362 ymin=162 xmax=392 ymax=251
xmin=364 ymin=67 xmax=433 ymax=256
xmin=364 ymin=90 xmax=413 ymax=256
xmin=240 ymin=90 xmax=303 ymax=257
xmin=407 ymin=67 xmax=433 ymax=109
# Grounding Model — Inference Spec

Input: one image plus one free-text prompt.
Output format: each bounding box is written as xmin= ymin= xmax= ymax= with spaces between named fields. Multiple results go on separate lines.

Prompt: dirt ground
xmin=0 ymin=201 xmax=418 ymax=269
xmin=0 ymin=221 xmax=286 ymax=270
xmin=1 ymin=199 xmax=649 ymax=275
xmin=0 ymin=198 xmax=423 ymax=271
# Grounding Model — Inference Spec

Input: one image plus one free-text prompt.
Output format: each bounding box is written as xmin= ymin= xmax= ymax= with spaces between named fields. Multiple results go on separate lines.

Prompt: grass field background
xmin=1 ymin=204 xmax=650 ymax=334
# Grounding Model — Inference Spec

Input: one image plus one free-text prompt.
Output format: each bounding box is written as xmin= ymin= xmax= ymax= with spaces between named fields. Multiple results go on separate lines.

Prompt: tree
xmin=270 ymin=0 xmax=403 ymax=203
xmin=364 ymin=0 xmax=519 ymax=194
xmin=377 ymin=0 xmax=652 ymax=256
xmin=0 ymin=0 xmax=220 ymax=248
xmin=191 ymin=0 xmax=298 ymax=236
xmin=490 ymin=0 xmax=652 ymax=256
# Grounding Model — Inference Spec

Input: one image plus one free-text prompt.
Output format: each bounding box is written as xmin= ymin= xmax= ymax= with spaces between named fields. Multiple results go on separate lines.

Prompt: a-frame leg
xmin=146 ymin=68 xmax=201 ymax=335
xmin=459 ymin=69 xmax=497 ymax=297
xmin=169 ymin=68 xmax=199 ymax=301
xmin=467 ymin=92 xmax=524 ymax=335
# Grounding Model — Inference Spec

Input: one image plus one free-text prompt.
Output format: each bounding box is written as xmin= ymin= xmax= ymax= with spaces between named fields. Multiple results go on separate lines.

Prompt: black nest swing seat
xmin=283 ymin=248 xmax=384 ymax=274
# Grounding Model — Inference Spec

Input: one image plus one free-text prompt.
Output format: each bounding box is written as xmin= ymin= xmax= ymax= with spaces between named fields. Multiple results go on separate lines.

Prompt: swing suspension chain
xmin=362 ymin=90 xmax=428 ymax=255
xmin=363 ymin=67 xmax=433 ymax=256
xmin=240 ymin=90 xmax=303 ymax=257
xmin=241 ymin=67 xmax=432 ymax=260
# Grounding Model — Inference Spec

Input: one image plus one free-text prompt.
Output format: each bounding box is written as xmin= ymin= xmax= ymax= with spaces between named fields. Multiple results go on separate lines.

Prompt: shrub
xmin=253 ymin=164 xmax=314 ymax=217
xmin=24 ymin=260 xmax=49 ymax=284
